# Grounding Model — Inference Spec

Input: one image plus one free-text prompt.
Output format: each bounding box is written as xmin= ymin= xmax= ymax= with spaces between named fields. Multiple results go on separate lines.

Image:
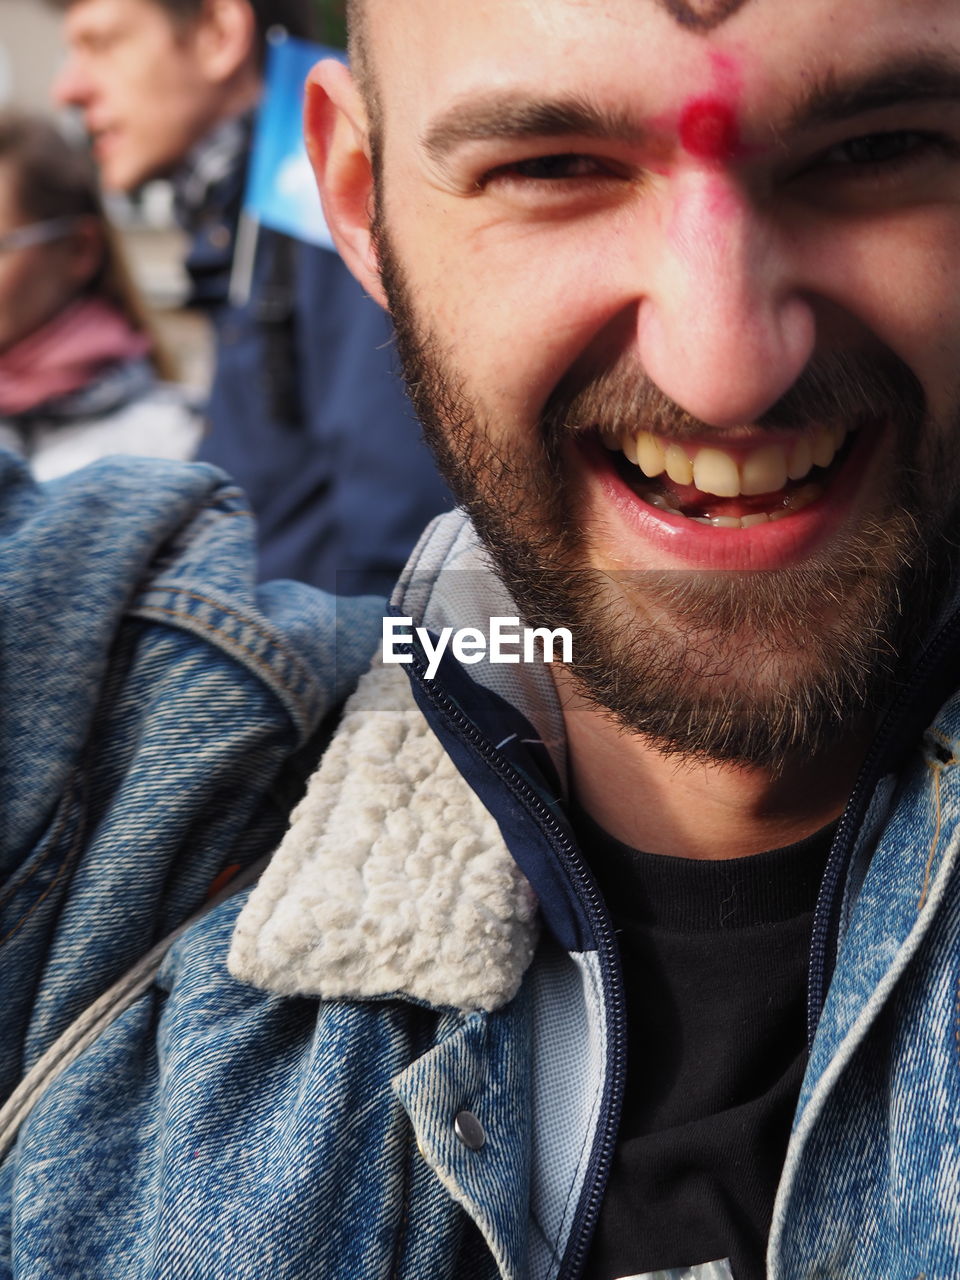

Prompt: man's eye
xmin=818 ymin=130 xmax=944 ymax=170
xmin=481 ymin=153 xmax=611 ymax=186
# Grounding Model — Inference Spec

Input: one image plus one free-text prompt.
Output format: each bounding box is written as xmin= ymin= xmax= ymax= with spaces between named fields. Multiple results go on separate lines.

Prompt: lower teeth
xmin=649 ymin=482 xmax=823 ymax=528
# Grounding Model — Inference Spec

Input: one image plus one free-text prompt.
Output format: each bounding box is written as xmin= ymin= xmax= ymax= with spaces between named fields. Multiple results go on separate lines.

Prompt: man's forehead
xmin=363 ymin=0 xmax=751 ymax=34
xmin=65 ymin=0 xmax=147 ymax=34
xmin=366 ymin=0 xmax=960 ymax=126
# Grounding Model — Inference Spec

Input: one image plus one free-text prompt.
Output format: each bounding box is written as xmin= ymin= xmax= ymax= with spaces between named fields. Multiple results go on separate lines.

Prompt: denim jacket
xmin=2 ymin=452 xmax=960 ymax=1279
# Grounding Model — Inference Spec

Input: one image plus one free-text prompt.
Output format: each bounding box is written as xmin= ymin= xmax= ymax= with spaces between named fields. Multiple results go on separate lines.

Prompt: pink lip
xmin=576 ymin=424 xmax=888 ymax=571
xmin=92 ymin=126 xmax=119 ymax=152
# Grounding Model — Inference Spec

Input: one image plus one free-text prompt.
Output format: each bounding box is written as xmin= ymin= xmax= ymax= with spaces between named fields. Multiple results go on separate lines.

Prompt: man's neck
xmin=209 ymin=71 xmax=263 ymax=135
xmin=556 ymin=674 xmax=868 ymax=860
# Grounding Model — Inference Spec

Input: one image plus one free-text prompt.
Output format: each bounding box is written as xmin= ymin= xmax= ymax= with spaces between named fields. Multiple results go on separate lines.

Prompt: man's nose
xmin=52 ymin=57 xmax=92 ymax=109
xmin=636 ymin=173 xmax=816 ymax=428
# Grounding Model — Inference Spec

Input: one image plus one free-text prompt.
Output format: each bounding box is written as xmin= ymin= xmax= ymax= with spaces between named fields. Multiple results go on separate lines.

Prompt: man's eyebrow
xmin=422 ymin=93 xmax=645 ymax=162
xmin=790 ymin=55 xmax=960 ymax=132
xmin=421 ymin=57 xmax=960 ymax=161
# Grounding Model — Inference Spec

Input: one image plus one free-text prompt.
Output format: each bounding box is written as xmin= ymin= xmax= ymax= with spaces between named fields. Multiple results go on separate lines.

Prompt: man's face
xmin=358 ymin=0 xmax=960 ymax=766
xmin=54 ymin=0 xmax=231 ymax=191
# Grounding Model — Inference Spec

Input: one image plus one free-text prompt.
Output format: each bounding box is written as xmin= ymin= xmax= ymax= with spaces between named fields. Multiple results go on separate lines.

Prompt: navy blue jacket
xmin=184 ymin=142 xmax=451 ymax=595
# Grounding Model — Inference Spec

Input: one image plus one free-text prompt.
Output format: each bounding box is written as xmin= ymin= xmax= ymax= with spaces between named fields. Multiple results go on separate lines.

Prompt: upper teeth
xmin=606 ymin=423 xmax=852 ymax=497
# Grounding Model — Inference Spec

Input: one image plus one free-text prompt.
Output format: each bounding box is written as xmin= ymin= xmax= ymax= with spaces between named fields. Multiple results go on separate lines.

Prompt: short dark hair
xmin=52 ymin=0 xmax=316 ymax=60
xmin=345 ymin=0 xmax=366 ymax=77
xmin=345 ymin=0 xmax=379 ymax=135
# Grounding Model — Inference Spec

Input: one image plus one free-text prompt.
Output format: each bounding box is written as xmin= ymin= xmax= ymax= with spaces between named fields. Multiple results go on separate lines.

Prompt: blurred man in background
xmin=51 ymin=0 xmax=449 ymax=593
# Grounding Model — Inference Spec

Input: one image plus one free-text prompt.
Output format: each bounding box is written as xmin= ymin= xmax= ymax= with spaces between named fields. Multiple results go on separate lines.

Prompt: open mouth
xmin=601 ymin=421 xmax=859 ymax=529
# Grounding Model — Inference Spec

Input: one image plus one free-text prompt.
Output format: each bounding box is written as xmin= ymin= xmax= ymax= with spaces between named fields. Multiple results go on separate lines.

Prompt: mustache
xmin=542 ymin=347 xmax=927 ymax=443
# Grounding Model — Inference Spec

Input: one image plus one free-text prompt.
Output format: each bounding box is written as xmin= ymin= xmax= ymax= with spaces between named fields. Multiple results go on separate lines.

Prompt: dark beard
xmin=376 ymin=219 xmax=956 ymax=770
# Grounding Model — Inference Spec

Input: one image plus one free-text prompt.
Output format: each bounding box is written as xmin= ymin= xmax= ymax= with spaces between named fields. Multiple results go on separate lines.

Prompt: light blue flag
xmin=243 ymin=32 xmax=346 ymax=252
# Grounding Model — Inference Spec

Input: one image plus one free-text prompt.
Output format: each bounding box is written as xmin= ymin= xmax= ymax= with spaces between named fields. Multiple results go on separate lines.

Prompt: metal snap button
xmin=454 ymin=1110 xmax=486 ymax=1151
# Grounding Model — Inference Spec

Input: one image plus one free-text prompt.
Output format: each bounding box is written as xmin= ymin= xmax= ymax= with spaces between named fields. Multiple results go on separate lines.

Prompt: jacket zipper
xmin=410 ymin=655 xmax=628 ymax=1280
xmin=401 ymin=582 xmax=960 ymax=1266
xmin=807 ymin=602 xmax=960 ymax=1046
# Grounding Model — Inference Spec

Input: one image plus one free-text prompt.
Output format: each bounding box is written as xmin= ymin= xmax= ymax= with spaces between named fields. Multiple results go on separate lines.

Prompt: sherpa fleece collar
xmin=228 ymin=654 xmax=541 ymax=1012
xmin=229 ymin=511 xmax=565 ymax=1011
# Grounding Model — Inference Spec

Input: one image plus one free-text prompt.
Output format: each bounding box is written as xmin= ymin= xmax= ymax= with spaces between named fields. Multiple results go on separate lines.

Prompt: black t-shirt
xmin=577 ymin=810 xmax=834 ymax=1280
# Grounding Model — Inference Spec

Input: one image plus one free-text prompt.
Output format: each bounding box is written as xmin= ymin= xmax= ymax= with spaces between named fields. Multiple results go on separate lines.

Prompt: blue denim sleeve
xmin=0 ymin=1146 xmax=11 ymax=1279
xmin=0 ymin=450 xmax=384 ymax=1099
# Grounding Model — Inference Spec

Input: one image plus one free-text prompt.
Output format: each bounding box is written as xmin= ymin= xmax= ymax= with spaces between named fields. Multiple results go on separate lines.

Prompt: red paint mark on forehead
xmin=678 ymin=96 xmax=741 ymax=163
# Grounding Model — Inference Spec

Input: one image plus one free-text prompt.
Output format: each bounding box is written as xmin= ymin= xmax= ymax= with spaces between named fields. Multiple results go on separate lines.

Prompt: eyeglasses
xmin=0 ymin=217 xmax=85 ymax=254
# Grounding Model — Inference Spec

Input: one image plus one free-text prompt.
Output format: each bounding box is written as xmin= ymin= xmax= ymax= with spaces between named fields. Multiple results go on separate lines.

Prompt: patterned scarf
xmin=0 ymin=298 xmax=151 ymax=417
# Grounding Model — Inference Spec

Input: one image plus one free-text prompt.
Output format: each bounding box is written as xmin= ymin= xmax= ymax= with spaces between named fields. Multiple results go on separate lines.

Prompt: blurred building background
xmin=0 ymin=1 xmax=62 ymax=112
xmin=313 ymin=0 xmax=346 ymax=46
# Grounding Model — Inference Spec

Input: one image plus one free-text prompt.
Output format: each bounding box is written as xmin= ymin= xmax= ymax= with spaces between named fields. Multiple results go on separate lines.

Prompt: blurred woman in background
xmin=0 ymin=111 xmax=200 ymax=481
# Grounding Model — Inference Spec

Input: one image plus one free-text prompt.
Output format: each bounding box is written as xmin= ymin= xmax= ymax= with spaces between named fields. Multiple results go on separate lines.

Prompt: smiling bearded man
xmin=325 ymin=0 xmax=960 ymax=795
xmin=300 ymin=0 xmax=960 ymax=1275
xmin=9 ymin=1 xmax=960 ymax=1279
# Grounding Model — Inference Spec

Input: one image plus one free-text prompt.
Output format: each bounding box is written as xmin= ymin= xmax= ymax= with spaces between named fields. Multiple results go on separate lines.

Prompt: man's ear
xmin=193 ymin=0 xmax=257 ymax=85
xmin=305 ymin=60 xmax=387 ymax=308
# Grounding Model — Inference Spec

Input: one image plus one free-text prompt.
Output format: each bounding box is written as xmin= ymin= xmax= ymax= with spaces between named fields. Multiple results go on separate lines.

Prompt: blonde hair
xmin=0 ymin=111 xmax=177 ymax=381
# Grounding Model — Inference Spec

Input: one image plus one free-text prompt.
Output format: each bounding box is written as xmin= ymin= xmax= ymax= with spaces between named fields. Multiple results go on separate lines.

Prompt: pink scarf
xmin=0 ymin=297 xmax=152 ymax=417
